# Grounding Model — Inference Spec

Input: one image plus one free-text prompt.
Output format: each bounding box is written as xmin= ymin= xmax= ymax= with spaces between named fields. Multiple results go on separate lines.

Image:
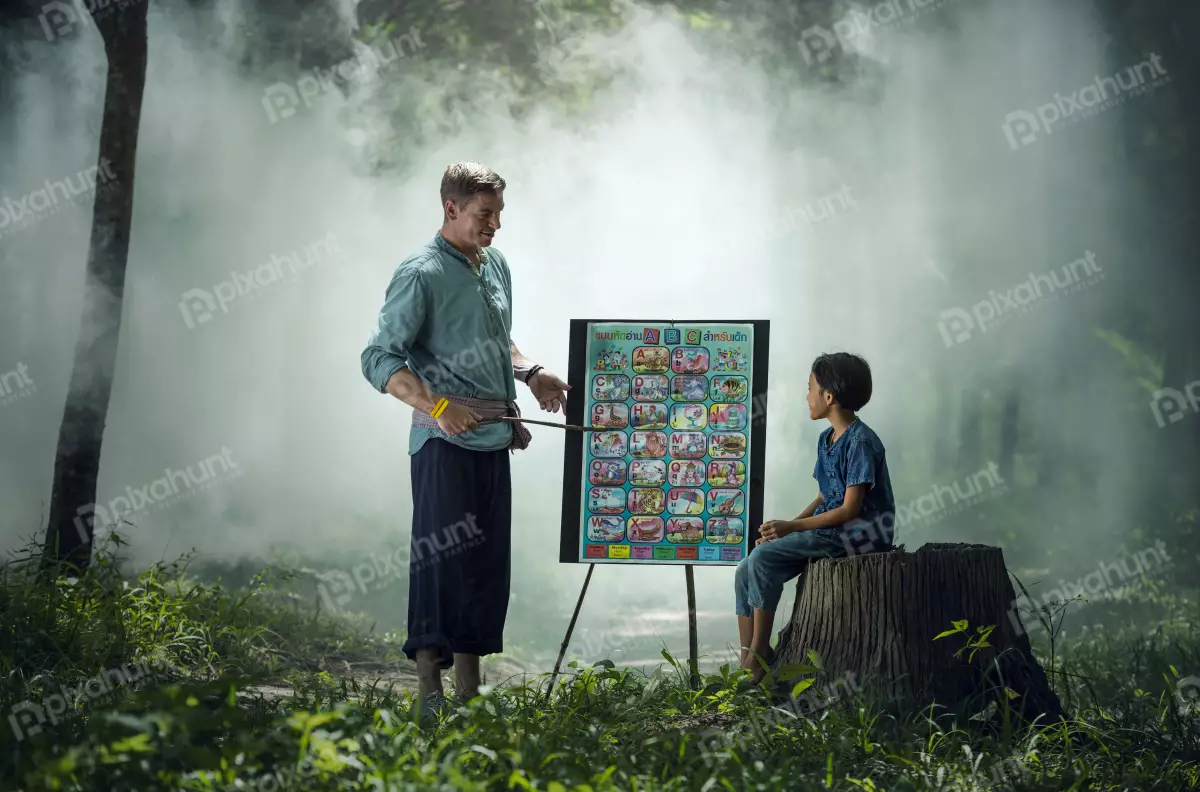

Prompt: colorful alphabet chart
xmin=559 ymin=320 xmax=770 ymax=566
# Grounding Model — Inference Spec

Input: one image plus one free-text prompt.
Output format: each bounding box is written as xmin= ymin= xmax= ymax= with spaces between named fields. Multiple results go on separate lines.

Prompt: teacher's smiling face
xmin=445 ymin=190 xmax=504 ymax=249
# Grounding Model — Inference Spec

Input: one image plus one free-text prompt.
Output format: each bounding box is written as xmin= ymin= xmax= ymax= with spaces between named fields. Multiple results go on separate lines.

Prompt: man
xmin=361 ymin=162 xmax=570 ymax=710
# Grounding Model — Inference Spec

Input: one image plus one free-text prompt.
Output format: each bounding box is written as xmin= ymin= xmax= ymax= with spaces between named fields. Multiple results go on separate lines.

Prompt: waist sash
xmin=412 ymin=394 xmax=532 ymax=452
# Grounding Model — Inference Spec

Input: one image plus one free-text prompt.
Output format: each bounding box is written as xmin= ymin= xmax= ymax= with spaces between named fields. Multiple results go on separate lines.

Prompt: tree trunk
xmin=997 ymin=385 xmax=1019 ymax=485
xmin=931 ymin=360 xmax=955 ymax=477
xmin=41 ymin=1 xmax=149 ymax=573
xmin=1156 ymin=4 xmax=1200 ymax=499
xmin=957 ymin=389 xmax=983 ymax=473
xmin=772 ymin=543 xmax=1064 ymax=725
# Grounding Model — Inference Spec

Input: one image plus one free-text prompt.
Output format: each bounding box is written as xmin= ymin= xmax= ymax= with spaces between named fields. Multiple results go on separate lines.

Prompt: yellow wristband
xmin=430 ymin=397 xmax=449 ymax=419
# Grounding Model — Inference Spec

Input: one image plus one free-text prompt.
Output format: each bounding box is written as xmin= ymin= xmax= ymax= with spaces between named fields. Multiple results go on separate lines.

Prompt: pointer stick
xmin=482 ymin=415 xmax=604 ymax=433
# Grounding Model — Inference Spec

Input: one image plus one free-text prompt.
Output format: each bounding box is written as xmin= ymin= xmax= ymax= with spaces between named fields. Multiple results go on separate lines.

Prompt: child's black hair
xmin=811 ymin=352 xmax=872 ymax=412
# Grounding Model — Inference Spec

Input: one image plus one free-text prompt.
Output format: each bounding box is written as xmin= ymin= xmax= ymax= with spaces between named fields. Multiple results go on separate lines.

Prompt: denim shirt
xmin=812 ymin=419 xmax=896 ymax=544
xmin=361 ymin=233 xmax=516 ymax=455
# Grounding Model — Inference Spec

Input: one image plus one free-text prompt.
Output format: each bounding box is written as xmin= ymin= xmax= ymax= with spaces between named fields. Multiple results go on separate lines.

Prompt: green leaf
xmin=792 ymin=678 xmax=816 ymax=698
xmin=776 ymin=663 xmax=820 ymax=682
xmin=471 ymin=745 xmax=497 ymax=760
xmin=806 ymin=649 xmax=823 ymax=670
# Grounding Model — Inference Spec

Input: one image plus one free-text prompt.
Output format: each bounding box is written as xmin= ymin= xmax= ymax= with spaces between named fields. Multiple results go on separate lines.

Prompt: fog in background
xmin=0 ymin=0 xmax=1169 ymax=664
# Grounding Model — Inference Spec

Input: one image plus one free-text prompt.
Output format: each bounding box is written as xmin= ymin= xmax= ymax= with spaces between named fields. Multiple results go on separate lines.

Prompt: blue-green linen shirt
xmin=361 ymin=233 xmax=516 ymax=455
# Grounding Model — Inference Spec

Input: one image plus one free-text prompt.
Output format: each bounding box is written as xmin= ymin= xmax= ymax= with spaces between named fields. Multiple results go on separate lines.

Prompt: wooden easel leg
xmin=545 ymin=562 xmax=595 ymax=703
xmin=686 ymin=564 xmax=699 ymax=690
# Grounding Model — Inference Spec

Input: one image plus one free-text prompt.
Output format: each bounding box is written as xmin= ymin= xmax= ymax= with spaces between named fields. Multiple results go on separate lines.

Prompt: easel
xmin=500 ymin=317 xmax=767 ymax=703
xmin=488 ymin=416 xmax=704 ymax=698
xmin=542 ymin=562 xmax=702 ymax=702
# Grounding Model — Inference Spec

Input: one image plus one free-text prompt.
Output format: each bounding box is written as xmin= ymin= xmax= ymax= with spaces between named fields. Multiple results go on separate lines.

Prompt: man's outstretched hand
xmin=530 ymin=370 xmax=571 ymax=413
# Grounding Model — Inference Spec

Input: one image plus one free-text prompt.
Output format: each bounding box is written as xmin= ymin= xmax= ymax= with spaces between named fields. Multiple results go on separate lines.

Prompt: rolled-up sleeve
xmin=361 ymin=265 xmax=427 ymax=393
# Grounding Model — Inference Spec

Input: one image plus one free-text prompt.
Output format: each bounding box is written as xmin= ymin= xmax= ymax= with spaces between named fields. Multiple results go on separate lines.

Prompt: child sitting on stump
xmin=735 ymin=352 xmax=896 ymax=683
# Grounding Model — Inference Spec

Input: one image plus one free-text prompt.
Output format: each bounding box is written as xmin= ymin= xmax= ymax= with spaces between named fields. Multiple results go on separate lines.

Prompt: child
xmin=734 ymin=352 xmax=896 ymax=683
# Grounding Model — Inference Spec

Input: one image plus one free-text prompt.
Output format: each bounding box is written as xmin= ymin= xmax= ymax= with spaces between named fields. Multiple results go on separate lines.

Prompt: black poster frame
xmin=558 ymin=319 xmax=770 ymax=565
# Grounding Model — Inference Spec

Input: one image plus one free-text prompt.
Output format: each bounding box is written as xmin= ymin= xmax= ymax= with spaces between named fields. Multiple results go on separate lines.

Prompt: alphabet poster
xmin=559 ymin=320 xmax=770 ymax=566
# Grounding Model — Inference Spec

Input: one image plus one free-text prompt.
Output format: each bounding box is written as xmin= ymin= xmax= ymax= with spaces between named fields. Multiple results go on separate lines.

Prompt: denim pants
xmin=734 ymin=529 xmax=848 ymax=616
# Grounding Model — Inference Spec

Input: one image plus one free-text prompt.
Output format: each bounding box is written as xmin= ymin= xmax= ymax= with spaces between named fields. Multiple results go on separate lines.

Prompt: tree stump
xmin=772 ymin=543 xmax=1065 ymax=724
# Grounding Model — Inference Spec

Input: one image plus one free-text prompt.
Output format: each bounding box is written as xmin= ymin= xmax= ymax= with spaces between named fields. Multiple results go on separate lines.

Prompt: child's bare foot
xmin=740 ymin=645 xmax=776 ymax=678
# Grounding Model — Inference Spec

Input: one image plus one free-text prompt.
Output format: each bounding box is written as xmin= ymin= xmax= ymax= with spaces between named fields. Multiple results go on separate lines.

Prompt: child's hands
xmin=758 ymin=520 xmax=794 ymax=542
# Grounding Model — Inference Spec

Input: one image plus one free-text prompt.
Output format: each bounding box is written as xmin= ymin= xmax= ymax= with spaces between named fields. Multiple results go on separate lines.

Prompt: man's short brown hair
xmin=440 ymin=162 xmax=506 ymax=208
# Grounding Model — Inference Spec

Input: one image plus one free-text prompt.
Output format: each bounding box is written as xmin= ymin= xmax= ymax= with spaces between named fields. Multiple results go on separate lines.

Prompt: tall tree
xmin=42 ymin=0 xmax=149 ymax=573
xmin=997 ymin=385 xmax=1020 ymax=485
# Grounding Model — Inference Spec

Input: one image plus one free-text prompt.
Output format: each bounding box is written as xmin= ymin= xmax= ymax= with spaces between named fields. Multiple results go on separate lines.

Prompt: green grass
xmin=2 ymin=536 xmax=1199 ymax=791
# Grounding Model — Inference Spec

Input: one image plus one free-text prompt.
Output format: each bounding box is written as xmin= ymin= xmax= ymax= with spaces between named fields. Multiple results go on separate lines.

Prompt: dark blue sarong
xmin=402 ymin=438 xmax=512 ymax=668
